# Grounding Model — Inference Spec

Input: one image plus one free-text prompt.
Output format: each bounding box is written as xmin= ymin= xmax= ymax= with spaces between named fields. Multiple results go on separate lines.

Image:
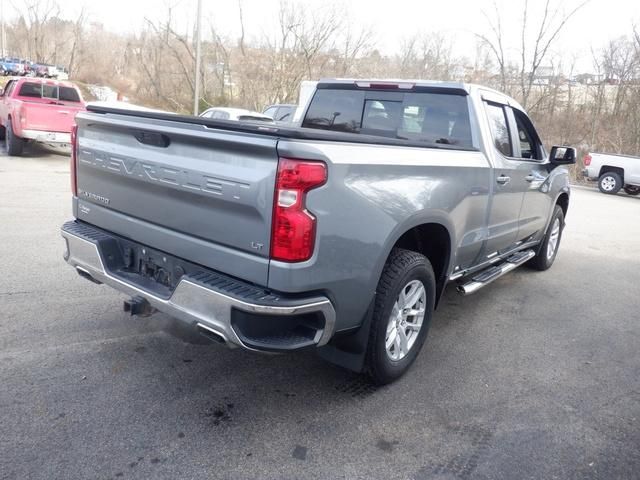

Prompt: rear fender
xmin=373 ymin=213 xmax=455 ymax=302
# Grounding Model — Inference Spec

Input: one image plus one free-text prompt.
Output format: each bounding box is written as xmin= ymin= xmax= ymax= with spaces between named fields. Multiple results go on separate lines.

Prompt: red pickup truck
xmin=0 ymin=77 xmax=85 ymax=155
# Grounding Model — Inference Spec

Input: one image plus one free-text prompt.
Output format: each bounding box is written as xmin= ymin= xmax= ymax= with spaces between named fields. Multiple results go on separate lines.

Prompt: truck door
xmin=482 ymin=100 xmax=527 ymax=256
xmin=506 ymin=107 xmax=553 ymax=241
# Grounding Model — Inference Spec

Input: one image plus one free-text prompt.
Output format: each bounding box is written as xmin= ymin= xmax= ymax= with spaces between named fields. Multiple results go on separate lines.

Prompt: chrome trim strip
xmin=61 ymin=229 xmax=336 ymax=349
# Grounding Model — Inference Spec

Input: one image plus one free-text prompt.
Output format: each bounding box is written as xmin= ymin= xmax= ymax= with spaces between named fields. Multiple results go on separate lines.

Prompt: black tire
xmin=364 ymin=248 xmax=436 ymax=385
xmin=623 ymin=185 xmax=640 ymax=196
xmin=6 ymin=121 xmax=24 ymax=156
xmin=598 ymin=172 xmax=623 ymax=194
xmin=528 ymin=205 xmax=565 ymax=271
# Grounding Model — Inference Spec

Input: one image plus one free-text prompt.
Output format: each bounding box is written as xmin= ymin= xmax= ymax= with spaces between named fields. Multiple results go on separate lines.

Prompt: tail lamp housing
xmin=583 ymin=154 xmax=592 ymax=166
xmin=70 ymin=124 xmax=78 ymax=196
xmin=271 ymin=158 xmax=327 ymax=262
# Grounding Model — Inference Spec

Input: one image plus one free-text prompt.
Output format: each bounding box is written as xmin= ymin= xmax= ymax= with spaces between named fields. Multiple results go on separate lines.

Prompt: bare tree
xmin=20 ymin=0 xmax=60 ymax=61
xmin=66 ymin=7 xmax=85 ymax=77
xmin=476 ymin=0 xmax=508 ymax=92
xmin=478 ymin=0 xmax=589 ymax=107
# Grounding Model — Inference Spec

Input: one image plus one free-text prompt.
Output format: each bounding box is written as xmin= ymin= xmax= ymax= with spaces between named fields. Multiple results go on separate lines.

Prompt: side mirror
xmin=549 ymin=146 xmax=576 ymax=165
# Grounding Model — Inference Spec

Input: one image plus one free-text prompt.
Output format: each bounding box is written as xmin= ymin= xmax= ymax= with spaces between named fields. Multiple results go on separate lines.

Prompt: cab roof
xmin=316 ymin=78 xmax=525 ymax=112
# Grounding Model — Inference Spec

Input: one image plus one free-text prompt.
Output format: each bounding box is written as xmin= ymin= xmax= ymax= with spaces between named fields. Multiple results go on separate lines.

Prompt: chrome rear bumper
xmin=61 ymin=221 xmax=336 ymax=351
xmin=22 ymin=129 xmax=71 ymax=144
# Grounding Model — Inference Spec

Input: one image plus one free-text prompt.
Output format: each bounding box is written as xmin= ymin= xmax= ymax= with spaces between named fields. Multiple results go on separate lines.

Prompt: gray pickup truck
xmin=61 ymin=80 xmax=576 ymax=384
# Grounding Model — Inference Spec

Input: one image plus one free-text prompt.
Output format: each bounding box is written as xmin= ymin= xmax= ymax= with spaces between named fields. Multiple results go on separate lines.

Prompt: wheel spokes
xmin=403 ymin=283 xmax=425 ymax=310
xmin=385 ymin=328 xmax=397 ymax=350
xmin=384 ymin=279 xmax=428 ymax=361
xmin=405 ymin=323 xmax=421 ymax=332
xmin=397 ymin=327 xmax=409 ymax=355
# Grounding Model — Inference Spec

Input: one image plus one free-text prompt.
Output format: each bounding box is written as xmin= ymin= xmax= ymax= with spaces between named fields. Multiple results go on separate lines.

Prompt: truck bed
xmin=85 ymin=101 xmax=478 ymax=151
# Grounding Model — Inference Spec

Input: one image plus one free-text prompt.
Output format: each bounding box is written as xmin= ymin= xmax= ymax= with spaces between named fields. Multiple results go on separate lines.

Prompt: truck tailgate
xmin=74 ymin=111 xmax=278 ymax=286
xmin=22 ymin=101 xmax=84 ymax=132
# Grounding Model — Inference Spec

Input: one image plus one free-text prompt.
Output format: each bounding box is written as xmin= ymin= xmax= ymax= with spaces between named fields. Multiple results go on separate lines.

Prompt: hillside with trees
xmin=4 ymin=0 xmax=640 ymax=169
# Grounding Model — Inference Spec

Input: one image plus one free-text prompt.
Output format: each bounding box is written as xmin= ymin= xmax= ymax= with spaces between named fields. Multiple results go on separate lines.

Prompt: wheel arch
xmin=318 ymin=219 xmax=453 ymax=374
xmin=6 ymin=113 xmax=16 ymax=133
xmin=599 ymin=165 xmax=624 ymax=182
xmin=380 ymin=219 xmax=453 ymax=307
xmin=555 ymin=192 xmax=569 ymax=220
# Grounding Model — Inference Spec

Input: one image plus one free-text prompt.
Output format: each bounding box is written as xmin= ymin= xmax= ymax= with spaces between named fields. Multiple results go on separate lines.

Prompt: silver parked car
xmin=200 ymin=107 xmax=273 ymax=123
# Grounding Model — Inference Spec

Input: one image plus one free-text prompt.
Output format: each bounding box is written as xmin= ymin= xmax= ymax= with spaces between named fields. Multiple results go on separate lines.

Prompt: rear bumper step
xmin=61 ymin=220 xmax=336 ymax=352
xmin=456 ymin=249 xmax=535 ymax=295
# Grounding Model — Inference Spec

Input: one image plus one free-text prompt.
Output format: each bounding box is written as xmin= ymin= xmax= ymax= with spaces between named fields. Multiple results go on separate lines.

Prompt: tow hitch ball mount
xmin=123 ymin=296 xmax=156 ymax=317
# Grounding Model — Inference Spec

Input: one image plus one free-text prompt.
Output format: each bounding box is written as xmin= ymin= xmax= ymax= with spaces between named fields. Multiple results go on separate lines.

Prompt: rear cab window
xmin=19 ymin=82 xmax=43 ymax=98
xmin=301 ymin=85 xmax=476 ymax=149
xmin=17 ymin=82 xmax=81 ymax=102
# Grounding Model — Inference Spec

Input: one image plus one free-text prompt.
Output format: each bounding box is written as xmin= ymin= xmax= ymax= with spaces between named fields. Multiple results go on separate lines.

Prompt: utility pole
xmin=193 ymin=0 xmax=202 ymax=116
xmin=1 ymin=0 xmax=6 ymax=58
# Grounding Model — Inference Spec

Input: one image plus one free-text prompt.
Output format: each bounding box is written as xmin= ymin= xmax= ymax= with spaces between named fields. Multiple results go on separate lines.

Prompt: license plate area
xmin=99 ymin=236 xmax=205 ymax=299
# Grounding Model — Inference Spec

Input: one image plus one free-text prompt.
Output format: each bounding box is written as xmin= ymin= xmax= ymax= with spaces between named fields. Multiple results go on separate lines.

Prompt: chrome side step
xmin=456 ymin=249 xmax=535 ymax=295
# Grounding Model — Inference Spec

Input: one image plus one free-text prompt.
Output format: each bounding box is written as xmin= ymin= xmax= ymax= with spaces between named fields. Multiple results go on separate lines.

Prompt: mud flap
xmin=316 ymin=298 xmax=375 ymax=373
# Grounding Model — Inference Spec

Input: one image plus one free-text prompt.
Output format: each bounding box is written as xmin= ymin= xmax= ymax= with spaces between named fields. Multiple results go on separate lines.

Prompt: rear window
xmin=302 ymin=88 xmax=474 ymax=148
xmin=19 ymin=82 xmax=42 ymax=98
xmin=59 ymin=87 xmax=81 ymax=102
xmin=17 ymin=82 xmax=81 ymax=102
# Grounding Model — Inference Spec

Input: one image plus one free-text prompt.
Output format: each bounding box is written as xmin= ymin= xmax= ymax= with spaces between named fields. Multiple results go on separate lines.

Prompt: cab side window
xmin=485 ymin=103 xmax=512 ymax=157
xmin=512 ymin=110 xmax=541 ymax=160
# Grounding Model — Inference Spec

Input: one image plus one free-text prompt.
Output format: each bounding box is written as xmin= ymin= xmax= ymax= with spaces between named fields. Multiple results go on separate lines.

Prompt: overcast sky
xmin=12 ymin=0 xmax=640 ymax=72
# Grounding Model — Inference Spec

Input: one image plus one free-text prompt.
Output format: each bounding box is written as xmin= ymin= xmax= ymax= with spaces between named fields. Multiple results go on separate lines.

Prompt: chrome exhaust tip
xmin=196 ymin=323 xmax=228 ymax=345
xmin=76 ymin=266 xmax=102 ymax=285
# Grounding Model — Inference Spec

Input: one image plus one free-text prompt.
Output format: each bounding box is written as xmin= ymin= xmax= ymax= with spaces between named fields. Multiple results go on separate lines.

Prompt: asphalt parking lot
xmin=1 ymin=148 xmax=639 ymax=480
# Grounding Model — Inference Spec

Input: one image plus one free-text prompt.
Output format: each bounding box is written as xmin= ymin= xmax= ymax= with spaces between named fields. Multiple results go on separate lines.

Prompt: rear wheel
xmin=623 ymin=185 xmax=640 ymax=196
xmin=364 ymin=248 xmax=436 ymax=385
xmin=529 ymin=205 xmax=564 ymax=271
xmin=6 ymin=121 xmax=24 ymax=156
xmin=598 ymin=172 xmax=622 ymax=194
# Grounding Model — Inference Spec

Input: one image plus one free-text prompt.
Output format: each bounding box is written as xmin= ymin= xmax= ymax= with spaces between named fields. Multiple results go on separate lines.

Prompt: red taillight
xmin=583 ymin=154 xmax=592 ymax=166
xmin=70 ymin=124 xmax=78 ymax=195
xmin=271 ymin=158 xmax=327 ymax=262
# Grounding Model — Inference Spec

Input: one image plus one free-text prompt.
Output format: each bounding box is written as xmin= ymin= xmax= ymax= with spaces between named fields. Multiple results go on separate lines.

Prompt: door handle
xmin=525 ymin=174 xmax=536 ymax=182
xmin=496 ymin=175 xmax=511 ymax=185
